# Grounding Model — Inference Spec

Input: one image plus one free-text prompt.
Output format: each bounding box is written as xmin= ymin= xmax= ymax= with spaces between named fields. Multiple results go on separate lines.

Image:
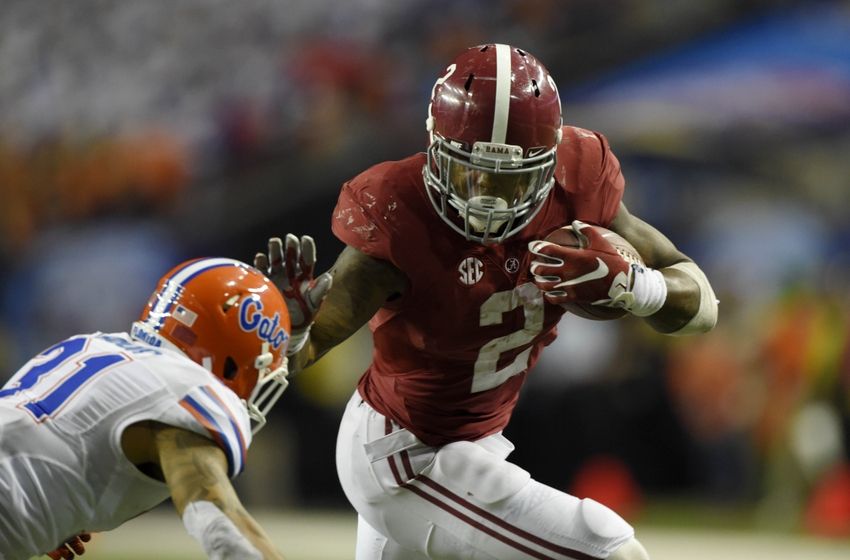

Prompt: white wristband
xmin=627 ymin=265 xmax=668 ymax=317
xmin=286 ymin=326 xmax=310 ymax=357
xmin=182 ymin=501 xmax=262 ymax=560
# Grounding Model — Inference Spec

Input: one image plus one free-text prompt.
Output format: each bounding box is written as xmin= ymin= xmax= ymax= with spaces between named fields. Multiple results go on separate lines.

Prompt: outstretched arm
xmin=155 ymin=426 xmax=285 ymax=560
xmin=608 ymin=202 xmax=712 ymax=333
xmin=255 ymin=237 xmax=407 ymax=375
xmin=289 ymin=245 xmax=407 ymax=374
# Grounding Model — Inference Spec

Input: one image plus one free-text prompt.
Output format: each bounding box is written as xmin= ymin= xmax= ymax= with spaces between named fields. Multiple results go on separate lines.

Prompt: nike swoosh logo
xmin=554 ymin=258 xmax=609 ymax=288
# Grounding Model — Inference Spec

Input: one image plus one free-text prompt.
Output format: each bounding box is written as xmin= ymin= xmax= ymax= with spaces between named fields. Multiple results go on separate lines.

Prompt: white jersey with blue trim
xmin=0 ymin=332 xmax=252 ymax=560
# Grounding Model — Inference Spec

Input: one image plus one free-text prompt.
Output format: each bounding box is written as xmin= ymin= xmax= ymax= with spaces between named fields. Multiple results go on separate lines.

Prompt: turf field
xmin=48 ymin=508 xmax=850 ymax=560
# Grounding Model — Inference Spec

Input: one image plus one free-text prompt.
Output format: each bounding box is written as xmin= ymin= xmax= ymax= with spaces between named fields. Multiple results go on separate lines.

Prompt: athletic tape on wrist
xmin=182 ymin=501 xmax=262 ymax=560
xmin=627 ymin=265 xmax=668 ymax=317
xmin=286 ymin=327 xmax=310 ymax=357
xmin=667 ymin=261 xmax=718 ymax=335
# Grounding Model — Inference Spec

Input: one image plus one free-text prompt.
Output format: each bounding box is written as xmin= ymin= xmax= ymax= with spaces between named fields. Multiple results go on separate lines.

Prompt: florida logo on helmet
xmin=239 ymin=296 xmax=289 ymax=350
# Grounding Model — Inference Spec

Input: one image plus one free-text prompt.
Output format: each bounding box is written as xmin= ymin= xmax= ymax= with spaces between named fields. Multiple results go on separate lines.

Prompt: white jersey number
xmin=471 ymin=283 xmax=544 ymax=393
xmin=0 ymin=336 xmax=128 ymax=420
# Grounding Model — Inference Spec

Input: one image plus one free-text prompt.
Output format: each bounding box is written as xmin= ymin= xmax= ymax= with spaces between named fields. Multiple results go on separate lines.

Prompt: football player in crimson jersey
xmin=0 ymin=259 xmax=290 ymax=560
xmin=258 ymin=43 xmax=718 ymax=560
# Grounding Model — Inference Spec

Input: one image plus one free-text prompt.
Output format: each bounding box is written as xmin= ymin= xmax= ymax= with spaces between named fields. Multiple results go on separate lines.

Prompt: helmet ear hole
xmin=223 ymin=357 xmax=238 ymax=380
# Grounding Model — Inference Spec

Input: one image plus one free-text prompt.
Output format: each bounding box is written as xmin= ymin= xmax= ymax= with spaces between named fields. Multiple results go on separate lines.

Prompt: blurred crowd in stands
xmin=2 ymin=0 xmax=850 ymax=538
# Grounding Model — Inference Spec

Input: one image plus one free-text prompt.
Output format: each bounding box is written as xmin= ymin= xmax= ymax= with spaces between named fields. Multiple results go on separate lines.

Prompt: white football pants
xmin=336 ymin=391 xmax=636 ymax=560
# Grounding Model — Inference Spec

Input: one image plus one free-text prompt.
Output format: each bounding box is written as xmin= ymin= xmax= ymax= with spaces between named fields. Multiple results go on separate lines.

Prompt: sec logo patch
xmin=458 ymin=256 xmax=484 ymax=286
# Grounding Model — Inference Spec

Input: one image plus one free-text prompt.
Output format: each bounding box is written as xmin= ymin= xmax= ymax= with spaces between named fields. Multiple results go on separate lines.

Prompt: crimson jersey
xmin=331 ymin=126 xmax=625 ymax=446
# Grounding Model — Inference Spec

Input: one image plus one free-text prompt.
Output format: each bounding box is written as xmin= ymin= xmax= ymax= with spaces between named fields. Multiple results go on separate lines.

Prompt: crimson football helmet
xmin=131 ymin=258 xmax=291 ymax=433
xmin=424 ymin=44 xmax=563 ymax=244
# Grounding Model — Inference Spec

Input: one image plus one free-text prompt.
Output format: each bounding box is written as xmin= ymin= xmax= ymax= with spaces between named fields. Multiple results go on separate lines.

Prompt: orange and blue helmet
xmin=132 ymin=257 xmax=290 ymax=433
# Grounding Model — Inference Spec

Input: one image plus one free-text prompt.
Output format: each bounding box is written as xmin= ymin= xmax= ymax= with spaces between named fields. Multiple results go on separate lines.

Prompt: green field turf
xmin=34 ymin=507 xmax=850 ymax=560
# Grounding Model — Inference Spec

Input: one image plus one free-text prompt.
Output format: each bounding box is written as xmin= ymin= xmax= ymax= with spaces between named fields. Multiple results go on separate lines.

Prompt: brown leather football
xmin=543 ymin=225 xmax=643 ymax=320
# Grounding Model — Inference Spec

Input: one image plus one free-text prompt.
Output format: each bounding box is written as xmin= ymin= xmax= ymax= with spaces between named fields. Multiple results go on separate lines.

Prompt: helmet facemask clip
xmin=246 ymin=342 xmax=289 ymax=434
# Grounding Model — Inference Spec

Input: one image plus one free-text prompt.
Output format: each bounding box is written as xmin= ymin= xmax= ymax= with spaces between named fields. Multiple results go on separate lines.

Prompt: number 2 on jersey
xmin=472 ymin=283 xmax=544 ymax=393
xmin=0 ymin=337 xmax=128 ymax=419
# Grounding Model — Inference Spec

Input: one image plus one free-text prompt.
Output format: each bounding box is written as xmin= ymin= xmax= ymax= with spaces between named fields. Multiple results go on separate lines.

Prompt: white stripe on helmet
xmin=147 ymin=258 xmax=244 ymax=330
xmin=491 ymin=44 xmax=512 ymax=144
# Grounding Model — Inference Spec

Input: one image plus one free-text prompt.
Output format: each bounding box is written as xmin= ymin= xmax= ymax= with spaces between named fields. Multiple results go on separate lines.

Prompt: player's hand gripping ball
xmin=529 ymin=221 xmax=643 ymax=320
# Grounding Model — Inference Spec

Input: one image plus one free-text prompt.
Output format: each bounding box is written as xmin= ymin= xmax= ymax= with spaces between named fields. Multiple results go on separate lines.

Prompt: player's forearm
xmin=157 ymin=428 xmax=286 ymax=559
xmin=288 ymin=315 xmax=354 ymax=374
xmin=288 ymin=290 xmax=375 ymax=374
xmin=289 ymin=246 xmax=407 ymax=375
xmin=609 ymin=203 xmax=717 ymax=335
xmin=210 ymin=505 xmax=285 ymax=560
xmin=174 ymin=476 xmax=280 ymax=557
xmin=181 ymin=499 xmax=285 ymax=560
xmin=644 ymin=265 xmax=701 ymax=333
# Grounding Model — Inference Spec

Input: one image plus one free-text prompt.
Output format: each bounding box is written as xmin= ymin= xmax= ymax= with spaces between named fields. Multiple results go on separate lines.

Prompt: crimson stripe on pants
xmin=400 ymin=450 xmax=416 ymax=480
xmin=380 ymin=422 xmax=596 ymax=560
xmin=403 ymin=480 xmax=559 ymax=560
xmin=415 ymin=475 xmax=597 ymax=560
xmin=384 ymin=419 xmax=406 ymax=485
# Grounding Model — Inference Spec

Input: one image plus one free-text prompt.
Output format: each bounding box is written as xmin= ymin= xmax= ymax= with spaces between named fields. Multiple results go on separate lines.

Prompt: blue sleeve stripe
xmin=179 ymin=394 xmax=240 ymax=477
xmin=199 ymin=385 xmax=248 ymax=468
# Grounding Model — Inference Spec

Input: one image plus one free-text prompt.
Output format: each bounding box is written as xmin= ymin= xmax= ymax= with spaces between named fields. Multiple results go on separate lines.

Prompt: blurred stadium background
xmin=2 ymin=0 xmax=850 ymax=558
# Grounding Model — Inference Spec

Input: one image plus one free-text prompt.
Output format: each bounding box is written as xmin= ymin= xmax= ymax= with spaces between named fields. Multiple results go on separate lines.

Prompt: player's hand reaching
xmin=46 ymin=532 xmax=91 ymax=559
xmin=255 ymin=234 xmax=332 ymax=356
xmin=529 ymin=220 xmax=632 ymax=307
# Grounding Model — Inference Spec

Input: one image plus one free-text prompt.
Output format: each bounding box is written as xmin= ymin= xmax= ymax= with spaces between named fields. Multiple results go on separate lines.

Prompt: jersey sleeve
xmin=331 ymin=163 xmax=399 ymax=263
xmin=176 ymin=383 xmax=252 ymax=478
xmin=555 ymin=127 xmax=625 ymax=227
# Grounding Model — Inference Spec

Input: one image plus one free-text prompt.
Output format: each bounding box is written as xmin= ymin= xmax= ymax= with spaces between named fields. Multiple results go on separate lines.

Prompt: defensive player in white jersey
xmin=0 ymin=257 xmax=292 ymax=560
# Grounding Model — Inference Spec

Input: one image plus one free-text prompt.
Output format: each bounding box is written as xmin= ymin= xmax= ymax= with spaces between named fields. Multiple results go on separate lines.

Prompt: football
xmin=543 ymin=224 xmax=644 ymax=320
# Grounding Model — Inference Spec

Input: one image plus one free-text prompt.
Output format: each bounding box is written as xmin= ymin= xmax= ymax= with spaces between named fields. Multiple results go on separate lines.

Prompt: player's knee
xmin=607 ymin=537 xmax=650 ymax=560
xmin=575 ymin=498 xmax=633 ymax=550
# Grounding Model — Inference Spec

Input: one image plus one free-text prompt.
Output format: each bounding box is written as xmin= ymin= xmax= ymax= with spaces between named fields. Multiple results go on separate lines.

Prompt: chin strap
xmin=286 ymin=327 xmax=310 ymax=357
